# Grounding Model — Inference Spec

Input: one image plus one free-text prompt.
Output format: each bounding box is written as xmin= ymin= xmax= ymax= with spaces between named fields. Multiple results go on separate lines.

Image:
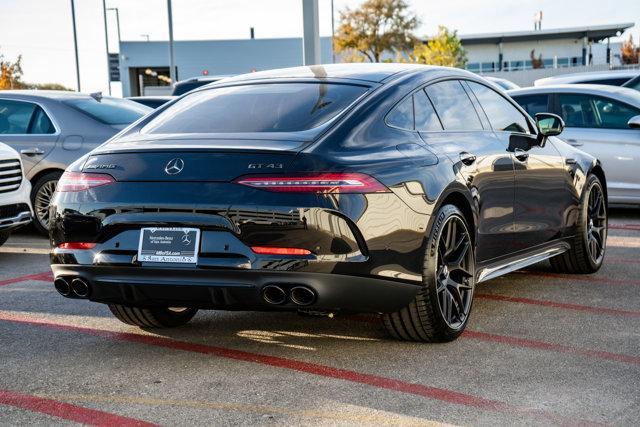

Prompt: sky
xmin=1 ymin=0 xmax=639 ymax=96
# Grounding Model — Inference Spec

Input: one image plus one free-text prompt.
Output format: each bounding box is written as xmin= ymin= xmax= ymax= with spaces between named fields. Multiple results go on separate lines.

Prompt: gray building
xmin=460 ymin=23 xmax=633 ymax=74
xmin=119 ymin=37 xmax=332 ymax=96
xmin=117 ymin=23 xmax=635 ymax=96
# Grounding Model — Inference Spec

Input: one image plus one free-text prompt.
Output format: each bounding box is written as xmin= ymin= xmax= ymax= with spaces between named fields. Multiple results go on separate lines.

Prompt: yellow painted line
xmin=36 ymin=393 xmax=452 ymax=426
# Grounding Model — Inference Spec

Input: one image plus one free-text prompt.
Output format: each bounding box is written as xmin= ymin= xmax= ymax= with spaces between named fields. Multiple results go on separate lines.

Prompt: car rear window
xmin=64 ymin=97 xmax=151 ymax=125
xmin=141 ymin=83 xmax=369 ymax=134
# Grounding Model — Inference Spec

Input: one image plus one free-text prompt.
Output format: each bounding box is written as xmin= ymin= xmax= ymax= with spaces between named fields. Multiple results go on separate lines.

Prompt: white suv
xmin=0 ymin=142 xmax=32 ymax=246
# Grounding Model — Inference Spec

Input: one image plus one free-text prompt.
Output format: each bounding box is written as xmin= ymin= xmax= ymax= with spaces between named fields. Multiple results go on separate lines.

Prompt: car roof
xmin=508 ymin=84 xmax=640 ymax=107
xmin=0 ymin=90 xmax=102 ymax=102
xmin=534 ymin=70 xmax=639 ymax=86
xmin=215 ymin=63 xmax=472 ymax=85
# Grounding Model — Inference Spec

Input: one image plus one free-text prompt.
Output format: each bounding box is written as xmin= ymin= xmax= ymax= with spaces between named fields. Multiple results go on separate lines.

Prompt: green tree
xmin=409 ymin=26 xmax=467 ymax=68
xmin=0 ymin=50 xmax=25 ymax=90
xmin=334 ymin=0 xmax=419 ymax=63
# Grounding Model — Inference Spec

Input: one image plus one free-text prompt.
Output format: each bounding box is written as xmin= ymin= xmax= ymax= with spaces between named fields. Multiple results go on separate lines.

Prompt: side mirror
xmin=535 ymin=113 xmax=564 ymax=146
xmin=628 ymin=115 xmax=640 ymax=129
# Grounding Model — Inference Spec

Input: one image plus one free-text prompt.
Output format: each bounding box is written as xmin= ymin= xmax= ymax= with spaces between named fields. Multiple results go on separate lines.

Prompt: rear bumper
xmin=50 ymin=265 xmax=421 ymax=313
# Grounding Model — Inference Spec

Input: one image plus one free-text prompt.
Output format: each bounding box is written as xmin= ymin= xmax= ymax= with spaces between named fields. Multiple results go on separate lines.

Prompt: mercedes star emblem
xmin=164 ymin=158 xmax=185 ymax=175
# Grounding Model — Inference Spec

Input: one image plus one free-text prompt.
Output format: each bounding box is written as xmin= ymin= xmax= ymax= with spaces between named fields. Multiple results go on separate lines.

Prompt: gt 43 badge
xmin=247 ymin=163 xmax=283 ymax=169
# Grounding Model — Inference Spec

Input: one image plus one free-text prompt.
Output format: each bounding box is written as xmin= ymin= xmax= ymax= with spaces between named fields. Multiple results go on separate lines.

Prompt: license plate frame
xmin=137 ymin=227 xmax=201 ymax=264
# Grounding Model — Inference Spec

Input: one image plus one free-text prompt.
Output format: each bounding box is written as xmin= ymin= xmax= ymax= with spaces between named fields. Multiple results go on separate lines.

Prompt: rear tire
xmin=31 ymin=171 xmax=63 ymax=236
xmin=0 ymin=231 xmax=10 ymax=247
xmin=382 ymin=204 xmax=475 ymax=342
xmin=550 ymin=174 xmax=607 ymax=274
xmin=108 ymin=304 xmax=198 ymax=328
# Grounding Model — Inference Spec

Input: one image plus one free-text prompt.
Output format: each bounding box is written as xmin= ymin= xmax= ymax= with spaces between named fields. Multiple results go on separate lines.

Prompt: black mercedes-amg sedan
xmin=49 ymin=64 xmax=608 ymax=342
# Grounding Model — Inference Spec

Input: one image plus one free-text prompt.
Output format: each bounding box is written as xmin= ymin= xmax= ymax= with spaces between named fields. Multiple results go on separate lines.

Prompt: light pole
xmin=331 ymin=0 xmax=335 ymax=63
xmin=107 ymin=8 xmax=121 ymax=47
xmin=167 ymin=0 xmax=176 ymax=85
xmin=70 ymin=0 xmax=81 ymax=91
xmin=102 ymin=0 xmax=111 ymax=95
xmin=302 ymin=0 xmax=320 ymax=65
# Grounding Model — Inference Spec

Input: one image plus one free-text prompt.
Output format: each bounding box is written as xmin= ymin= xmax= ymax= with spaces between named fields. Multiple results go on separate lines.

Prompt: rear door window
xmin=142 ymin=83 xmax=369 ymax=134
xmin=467 ymin=82 xmax=531 ymax=133
xmin=425 ymin=80 xmax=483 ymax=131
xmin=559 ymin=93 xmax=640 ymax=129
xmin=0 ymin=99 xmax=35 ymax=134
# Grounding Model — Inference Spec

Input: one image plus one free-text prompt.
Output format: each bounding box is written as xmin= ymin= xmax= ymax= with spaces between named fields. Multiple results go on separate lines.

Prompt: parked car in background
xmin=50 ymin=64 xmax=607 ymax=343
xmin=623 ymin=74 xmax=640 ymax=92
xmin=0 ymin=142 xmax=32 ymax=246
xmin=0 ymin=91 xmax=152 ymax=234
xmin=509 ymin=84 xmax=640 ymax=205
xmin=171 ymin=76 xmax=230 ymax=96
xmin=534 ymin=70 xmax=639 ymax=87
xmin=485 ymin=76 xmax=520 ymax=90
xmin=127 ymin=96 xmax=174 ymax=109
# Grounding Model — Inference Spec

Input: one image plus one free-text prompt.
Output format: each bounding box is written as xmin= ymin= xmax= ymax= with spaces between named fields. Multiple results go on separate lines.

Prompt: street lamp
xmin=70 ymin=0 xmax=81 ymax=91
xmin=107 ymin=7 xmax=121 ymax=47
xmin=102 ymin=0 xmax=111 ymax=95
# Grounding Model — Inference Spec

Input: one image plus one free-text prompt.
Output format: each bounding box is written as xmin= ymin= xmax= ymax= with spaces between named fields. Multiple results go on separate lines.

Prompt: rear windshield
xmin=141 ymin=83 xmax=369 ymax=134
xmin=64 ymin=97 xmax=151 ymax=125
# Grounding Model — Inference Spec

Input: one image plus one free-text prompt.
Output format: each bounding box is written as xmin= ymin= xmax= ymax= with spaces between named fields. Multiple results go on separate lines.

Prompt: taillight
xmin=57 ymin=172 xmax=115 ymax=192
xmin=57 ymin=242 xmax=97 ymax=250
xmin=234 ymin=173 xmax=389 ymax=193
xmin=251 ymin=246 xmax=312 ymax=256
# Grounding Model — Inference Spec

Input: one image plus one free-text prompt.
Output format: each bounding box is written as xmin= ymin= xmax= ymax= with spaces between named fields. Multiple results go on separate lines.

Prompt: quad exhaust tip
xmin=70 ymin=278 xmax=90 ymax=298
xmin=54 ymin=278 xmax=71 ymax=297
xmin=262 ymin=285 xmax=286 ymax=305
xmin=289 ymin=286 xmax=316 ymax=306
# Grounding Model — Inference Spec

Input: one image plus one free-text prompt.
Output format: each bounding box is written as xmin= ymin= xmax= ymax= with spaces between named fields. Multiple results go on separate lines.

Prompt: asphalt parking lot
xmin=0 ymin=209 xmax=638 ymax=426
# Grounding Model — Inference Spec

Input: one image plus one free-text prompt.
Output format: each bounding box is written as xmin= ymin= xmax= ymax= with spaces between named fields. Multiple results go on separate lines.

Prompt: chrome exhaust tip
xmin=290 ymin=286 xmax=316 ymax=306
xmin=70 ymin=278 xmax=90 ymax=298
xmin=54 ymin=277 xmax=71 ymax=297
xmin=262 ymin=285 xmax=287 ymax=305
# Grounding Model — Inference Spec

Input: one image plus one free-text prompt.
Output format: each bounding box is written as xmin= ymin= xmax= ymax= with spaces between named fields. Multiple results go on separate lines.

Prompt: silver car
xmin=0 ymin=91 xmax=151 ymax=234
xmin=534 ymin=70 xmax=639 ymax=87
xmin=509 ymin=84 xmax=640 ymax=205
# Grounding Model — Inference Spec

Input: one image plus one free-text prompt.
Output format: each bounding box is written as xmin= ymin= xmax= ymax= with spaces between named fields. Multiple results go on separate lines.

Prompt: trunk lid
xmin=84 ymin=136 xmax=306 ymax=182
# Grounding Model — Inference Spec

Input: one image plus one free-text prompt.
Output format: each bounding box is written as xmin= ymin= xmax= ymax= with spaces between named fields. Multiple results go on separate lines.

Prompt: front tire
xmin=108 ymin=304 xmax=198 ymax=328
xmin=550 ymin=174 xmax=607 ymax=274
xmin=31 ymin=171 xmax=63 ymax=236
xmin=382 ymin=205 xmax=475 ymax=342
xmin=0 ymin=231 xmax=10 ymax=247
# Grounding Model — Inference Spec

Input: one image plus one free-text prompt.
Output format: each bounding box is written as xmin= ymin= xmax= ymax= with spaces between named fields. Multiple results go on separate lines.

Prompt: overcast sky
xmin=1 ymin=0 xmax=638 ymax=95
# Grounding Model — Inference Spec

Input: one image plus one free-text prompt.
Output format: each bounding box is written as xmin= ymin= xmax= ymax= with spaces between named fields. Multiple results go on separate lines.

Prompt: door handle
xmin=20 ymin=148 xmax=45 ymax=156
xmin=566 ymin=139 xmax=583 ymax=147
xmin=514 ymin=148 xmax=529 ymax=162
xmin=459 ymin=152 xmax=476 ymax=165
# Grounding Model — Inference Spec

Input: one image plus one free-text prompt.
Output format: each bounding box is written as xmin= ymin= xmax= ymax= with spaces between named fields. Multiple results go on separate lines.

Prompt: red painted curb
xmin=462 ymin=330 xmax=640 ymax=366
xmin=476 ymin=293 xmax=640 ymax=317
xmin=512 ymin=270 xmax=640 ymax=287
xmin=0 ymin=313 xmax=591 ymax=425
xmin=0 ymin=271 xmax=52 ymax=287
xmin=0 ymin=389 xmax=157 ymax=426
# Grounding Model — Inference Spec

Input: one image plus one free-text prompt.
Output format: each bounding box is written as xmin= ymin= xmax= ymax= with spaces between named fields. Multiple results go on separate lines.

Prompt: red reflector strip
xmin=235 ymin=173 xmax=388 ymax=193
xmin=57 ymin=242 xmax=97 ymax=250
xmin=251 ymin=246 xmax=311 ymax=256
xmin=57 ymin=171 xmax=115 ymax=192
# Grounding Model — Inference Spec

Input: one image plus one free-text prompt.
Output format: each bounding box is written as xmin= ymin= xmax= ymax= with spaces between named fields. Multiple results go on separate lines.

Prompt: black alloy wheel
xmin=435 ymin=215 xmax=474 ymax=330
xmin=586 ymin=182 xmax=607 ymax=264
